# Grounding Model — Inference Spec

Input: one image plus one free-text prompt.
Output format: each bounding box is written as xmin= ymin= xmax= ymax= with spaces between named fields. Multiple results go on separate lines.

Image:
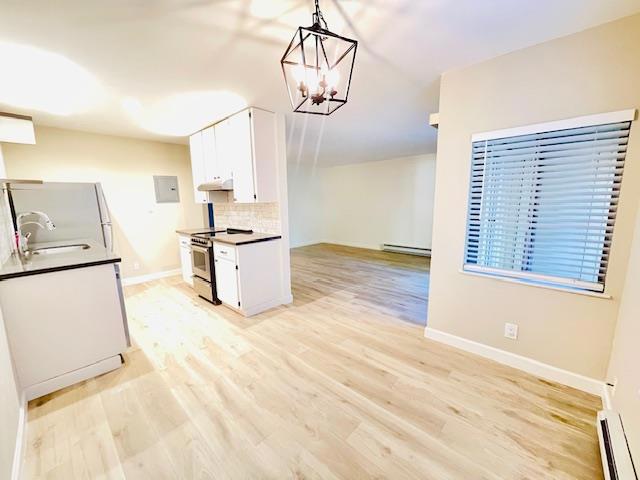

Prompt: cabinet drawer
xmin=179 ymin=235 xmax=191 ymax=247
xmin=214 ymin=243 xmax=236 ymax=262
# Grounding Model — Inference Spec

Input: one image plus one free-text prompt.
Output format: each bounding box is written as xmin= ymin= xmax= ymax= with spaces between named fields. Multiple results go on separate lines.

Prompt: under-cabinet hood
xmin=197 ymin=178 xmax=233 ymax=192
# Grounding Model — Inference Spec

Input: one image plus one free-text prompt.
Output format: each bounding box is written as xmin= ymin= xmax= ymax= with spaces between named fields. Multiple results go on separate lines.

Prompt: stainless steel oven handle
xmin=191 ymin=244 xmax=210 ymax=254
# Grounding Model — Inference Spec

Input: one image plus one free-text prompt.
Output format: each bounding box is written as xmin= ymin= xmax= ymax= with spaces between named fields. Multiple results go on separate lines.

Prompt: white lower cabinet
xmin=213 ymin=239 xmax=282 ymax=316
xmin=178 ymin=235 xmax=193 ymax=286
xmin=214 ymin=255 xmax=239 ymax=307
xmin=0 ymin=263 xmax=129 ymax=400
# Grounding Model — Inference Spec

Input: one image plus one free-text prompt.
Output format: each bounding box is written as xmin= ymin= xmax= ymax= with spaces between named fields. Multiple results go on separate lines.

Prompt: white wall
xmin=3 ymin=126 xmax=204 ymax=278
xmin=287 ymin=154 xmax=437 ymax=250
xmin=606 ymin=204 xmax=640 ymax=461
xmin=287 ymin=163 xmax=327 ymax=248
xmin=427 ymin=14 xmax=640 ymax=380
xmin=0 ymin=145 xmax=22 ymax=480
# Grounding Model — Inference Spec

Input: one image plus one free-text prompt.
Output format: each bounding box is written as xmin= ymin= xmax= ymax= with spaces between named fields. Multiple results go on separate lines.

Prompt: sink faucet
xmin=17 ymin=211 xmax=56 ymax=255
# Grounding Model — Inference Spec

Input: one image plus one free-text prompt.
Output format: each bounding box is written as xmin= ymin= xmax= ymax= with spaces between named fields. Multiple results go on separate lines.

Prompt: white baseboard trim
xmin=290 ymin=239 xmax=327 ymax=248
xmin=424 ymin=327 xmax=604 ymax=396
xmin=11 ymin=393 xmax=27 ymax=480
xmin=327 ymin=240 xmax=382 ymax=251
xmin=281 ymin=293 xmax=294 ymax=305
xmin=122 ymin=268 xmax=181 ymax=286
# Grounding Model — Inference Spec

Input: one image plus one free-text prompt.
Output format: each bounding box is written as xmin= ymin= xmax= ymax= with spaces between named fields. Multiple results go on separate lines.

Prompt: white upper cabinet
xmin=188 ymin=107 xmax=278 ymax=204
xmin=213 ymin=120 xmax=234 ymax=185
xmin=201 ymin=126 xmax=217 ymax=182
xmin=229 ymin=110 xmax=256 ymax=203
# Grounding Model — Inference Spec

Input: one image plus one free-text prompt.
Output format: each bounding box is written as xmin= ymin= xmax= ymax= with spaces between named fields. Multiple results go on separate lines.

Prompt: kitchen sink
xmin=29 ymin=244 xmax=91 ymax=255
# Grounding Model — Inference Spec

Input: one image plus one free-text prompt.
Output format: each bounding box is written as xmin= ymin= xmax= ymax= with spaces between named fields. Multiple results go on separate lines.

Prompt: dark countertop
xmin=0 ymin=239 xmax=121 ymax=281
xmin=212 ymin=232 xmax=282 ymax=246
xmin=175 ymin=227 xmax=222 ymax=236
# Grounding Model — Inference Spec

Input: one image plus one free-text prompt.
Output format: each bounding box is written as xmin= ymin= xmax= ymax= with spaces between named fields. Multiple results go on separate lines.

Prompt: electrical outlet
xmin=504 ymin=323 xmax=518 ymax=340
xmin=133 ymin=262 xmax=140 ymax=271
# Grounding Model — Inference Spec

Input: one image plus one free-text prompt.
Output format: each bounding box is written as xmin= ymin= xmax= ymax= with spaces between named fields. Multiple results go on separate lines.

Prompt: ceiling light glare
xmin=122 ymin=91 xmax=248 ymax=136
xmin=0 ymin=42 xmax=105 ymax=116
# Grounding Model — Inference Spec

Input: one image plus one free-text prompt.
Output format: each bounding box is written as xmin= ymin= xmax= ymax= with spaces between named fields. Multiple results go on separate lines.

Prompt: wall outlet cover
xmin=504 ymin=323 xmax=518 ymax=340
xmin=133 ymin=262 xmax=140 ymax=271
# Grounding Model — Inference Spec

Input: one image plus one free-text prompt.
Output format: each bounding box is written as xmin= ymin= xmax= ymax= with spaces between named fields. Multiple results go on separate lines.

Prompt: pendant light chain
xmin=313 ymin=0 xmax=328 ymax=29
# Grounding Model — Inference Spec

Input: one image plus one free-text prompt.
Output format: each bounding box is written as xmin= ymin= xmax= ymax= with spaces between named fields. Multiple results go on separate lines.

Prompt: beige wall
xmin=606 ymin=205 xmax=640 ymax=460
xmin=428 ymin=14 xmax=640 ymax=380
xmin=287 ymin=154 xmax=437 ymax=250
xmin=3 ymin=127 xmax=204 ymax=278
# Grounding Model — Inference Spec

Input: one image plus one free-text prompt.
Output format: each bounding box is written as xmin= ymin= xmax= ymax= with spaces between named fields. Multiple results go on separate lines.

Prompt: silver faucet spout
xmin=17 ymin=211 xmax=56 ymax=255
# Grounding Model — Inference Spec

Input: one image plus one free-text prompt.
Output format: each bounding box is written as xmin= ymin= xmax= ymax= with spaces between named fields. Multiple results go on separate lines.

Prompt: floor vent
xmin=381 ymin=244 xmax=431 ymax=257
xmin=597 ymin=410 xmax=638 ymax=480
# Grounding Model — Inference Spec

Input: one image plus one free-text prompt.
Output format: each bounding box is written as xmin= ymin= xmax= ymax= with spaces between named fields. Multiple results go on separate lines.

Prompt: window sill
xmin=458 ymin=269 xmax=613 ymax=300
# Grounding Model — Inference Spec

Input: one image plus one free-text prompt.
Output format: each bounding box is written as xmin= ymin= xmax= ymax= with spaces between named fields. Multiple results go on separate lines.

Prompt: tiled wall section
xmin=214 ymin=202 xmax=281 ymax=234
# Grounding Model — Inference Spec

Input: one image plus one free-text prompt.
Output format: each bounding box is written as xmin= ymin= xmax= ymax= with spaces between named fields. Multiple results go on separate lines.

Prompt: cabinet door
xmin=179 ymin=244 xmax=193 ymax=286
xmin=213 ymin=122 xmax=232 ymax=182
xmin=214 ymin=257 xmax=239 ymax=307
xmin=201 ymin=126 xmax=218 ymax=183
xmin=189 ymin=131 xmax=208 ymax=203
xmin=228 ymin=111 xmax=256 ymax=203
xmin=214 ymin=119 xmax=234 ymax=184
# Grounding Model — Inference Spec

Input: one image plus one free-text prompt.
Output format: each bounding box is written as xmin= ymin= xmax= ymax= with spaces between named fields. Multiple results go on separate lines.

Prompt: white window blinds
xmin=464 ymin=117 xmax=632 ymax=292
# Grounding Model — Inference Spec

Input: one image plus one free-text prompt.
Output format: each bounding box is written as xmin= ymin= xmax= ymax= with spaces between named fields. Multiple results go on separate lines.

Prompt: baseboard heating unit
xmin=597 ymin=410 xmax=637 ymax=480
xmin=381 ymin=244 xmax=431 ymax=257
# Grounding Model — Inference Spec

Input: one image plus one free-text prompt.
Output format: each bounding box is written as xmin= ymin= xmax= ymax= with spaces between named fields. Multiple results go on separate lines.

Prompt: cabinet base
xmin=24 ymin=354 xmax=125 ymax=401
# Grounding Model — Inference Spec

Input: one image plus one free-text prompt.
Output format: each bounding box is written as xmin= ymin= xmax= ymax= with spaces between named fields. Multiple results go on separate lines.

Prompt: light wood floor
xmin=24 ymin=243 xmax=602 ymax=479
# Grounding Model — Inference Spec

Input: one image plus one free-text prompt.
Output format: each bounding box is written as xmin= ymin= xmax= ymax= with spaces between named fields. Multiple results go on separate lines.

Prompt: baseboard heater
xmin=381 ymin=244 xmax=431 ymax=257
xmin=597 ymin=410 xmax=638 ymax=480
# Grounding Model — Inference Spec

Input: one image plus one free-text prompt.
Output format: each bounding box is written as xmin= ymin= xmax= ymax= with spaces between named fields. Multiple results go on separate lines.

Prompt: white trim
xmin=459 ymin=269 xmax=612 ymax=299
xmin=424 ymin=327 xmax=604 ymax=395
xmin=472 ymin=109 xmax=636 ymax=142
xmin=464 ymin=264 xmax=603 ymax=292
xmin=11 ymin=393 xmax=27 ymax=480
xmin=602 ymin=384 xmax=614 ymax=410
xmin=122 ymin=268 xmax=181 ymax=286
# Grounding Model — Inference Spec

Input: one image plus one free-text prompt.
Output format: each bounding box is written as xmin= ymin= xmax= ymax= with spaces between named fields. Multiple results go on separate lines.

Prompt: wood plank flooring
xmin=23 ymin=243 xmax=603 ymax=479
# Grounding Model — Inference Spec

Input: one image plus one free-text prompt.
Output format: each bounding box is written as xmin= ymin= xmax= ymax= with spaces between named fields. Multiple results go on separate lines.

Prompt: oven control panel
xmin=191 ymin=236 xmax=212 ymax=248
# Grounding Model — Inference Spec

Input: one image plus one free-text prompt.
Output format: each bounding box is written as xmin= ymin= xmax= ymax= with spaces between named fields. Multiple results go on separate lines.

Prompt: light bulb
xmin=293 ymin=65 xmax=306 ymax=85
xmin=327 ymin=69 xmax=340 ymax=90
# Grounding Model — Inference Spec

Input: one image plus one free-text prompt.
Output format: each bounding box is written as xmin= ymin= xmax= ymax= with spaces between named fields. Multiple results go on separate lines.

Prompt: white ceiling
xmin=1 ymin=0 xmax=639 ymax=166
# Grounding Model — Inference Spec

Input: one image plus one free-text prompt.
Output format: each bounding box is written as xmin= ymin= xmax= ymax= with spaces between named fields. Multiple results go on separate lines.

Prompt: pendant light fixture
xmin=280 ymin=0 xmax=357 ymax=115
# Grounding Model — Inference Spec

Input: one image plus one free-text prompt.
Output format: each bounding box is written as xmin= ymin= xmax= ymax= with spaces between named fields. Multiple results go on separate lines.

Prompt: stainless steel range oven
xmin=190 ymin=235 xmax=220 ymax=304
xmin=190 ymin=229 xmax=253 ymax=305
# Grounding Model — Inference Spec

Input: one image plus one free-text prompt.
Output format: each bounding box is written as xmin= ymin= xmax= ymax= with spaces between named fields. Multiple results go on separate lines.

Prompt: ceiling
xmin=1 ymin=0 xmax=639 ymax=166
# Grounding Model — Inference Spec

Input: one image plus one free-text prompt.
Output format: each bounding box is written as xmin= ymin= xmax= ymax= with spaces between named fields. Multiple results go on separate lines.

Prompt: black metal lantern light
xmin=280 ymin=0 xmax=357 ymax=115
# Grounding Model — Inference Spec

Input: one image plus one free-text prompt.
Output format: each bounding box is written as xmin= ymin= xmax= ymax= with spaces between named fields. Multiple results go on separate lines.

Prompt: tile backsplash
xmin=214 ymin=202 xmax=280 ymax=234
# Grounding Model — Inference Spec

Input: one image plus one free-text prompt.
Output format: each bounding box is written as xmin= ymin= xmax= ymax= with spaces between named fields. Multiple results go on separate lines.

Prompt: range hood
xmin=197 ymin=178 xmax=233 ymax=192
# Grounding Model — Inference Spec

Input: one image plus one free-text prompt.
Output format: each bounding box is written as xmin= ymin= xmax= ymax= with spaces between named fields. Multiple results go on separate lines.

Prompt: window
xmin=463 ymin=111 xmax=634 ymax=293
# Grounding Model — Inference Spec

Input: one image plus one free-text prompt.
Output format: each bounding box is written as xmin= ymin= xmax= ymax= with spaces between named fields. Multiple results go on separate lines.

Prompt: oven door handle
xmin=190 ymin=244 xmax=210 ymax=254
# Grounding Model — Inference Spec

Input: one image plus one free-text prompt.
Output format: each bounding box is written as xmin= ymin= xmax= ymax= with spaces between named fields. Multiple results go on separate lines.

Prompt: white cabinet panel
xmin=178 ymin=235 xmax=193 ymax=286
xmin=213 ymin=122 xmax=232 ymax=183
xmin=214 ymin=256 xmax=239 ymax=307
xmin=229 ymin=111 xmax=256 ymax=203
xmin=189 ymin=131 xmax=208 ymax=204
xmin=0 ymin=264 xmax=128 ymax=389
xmin=201 ymin=126 xmax=217 ymax=183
